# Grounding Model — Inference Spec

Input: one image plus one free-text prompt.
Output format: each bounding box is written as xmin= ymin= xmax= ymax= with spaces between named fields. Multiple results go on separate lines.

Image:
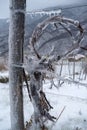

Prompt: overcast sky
xmin=0 ymin=0 xmax=87 ymax=18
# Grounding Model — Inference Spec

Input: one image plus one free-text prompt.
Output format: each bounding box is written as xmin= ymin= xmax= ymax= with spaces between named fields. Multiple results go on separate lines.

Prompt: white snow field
xmin=0 ymin=64 xmax=87 ymax=130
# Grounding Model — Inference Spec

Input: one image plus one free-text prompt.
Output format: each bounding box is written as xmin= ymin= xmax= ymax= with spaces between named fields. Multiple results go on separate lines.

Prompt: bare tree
xmin=9 ymin=0 xmax=26 ymax=130
xmin=25 ymin=16 xmax=84 ymax=130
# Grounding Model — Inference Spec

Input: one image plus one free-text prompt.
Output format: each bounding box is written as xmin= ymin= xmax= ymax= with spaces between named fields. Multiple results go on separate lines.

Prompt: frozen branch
xmin=29 ymin=15 xmax=84 ymax=60
xmin=56 ymin=74 xmax=87 ymax=88
xmin=27 ymin=9 xmax=61 ymax=17
xmin=25 ymin=15 xmax=84 ymax=130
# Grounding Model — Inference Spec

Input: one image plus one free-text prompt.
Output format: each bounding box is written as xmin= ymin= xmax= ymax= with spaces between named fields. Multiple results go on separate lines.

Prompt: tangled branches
xmin=25 ymin=15 xmax=84 ymax=130
xmin=30 ymin=15 xmax=84 ymax=60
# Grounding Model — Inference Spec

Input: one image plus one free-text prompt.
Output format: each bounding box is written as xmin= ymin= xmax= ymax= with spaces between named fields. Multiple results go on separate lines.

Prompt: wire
xmin=45 ymin=91 xmax=87 ymax=102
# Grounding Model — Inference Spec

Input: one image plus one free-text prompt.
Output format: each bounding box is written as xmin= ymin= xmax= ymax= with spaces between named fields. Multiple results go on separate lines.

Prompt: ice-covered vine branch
xmin=26 ymin=15 xmax=84 ymax=74
xmin=25 ymin=15 xmax=84 ymax=130
xmin=30 ymin=16 xmax=84 ymax=59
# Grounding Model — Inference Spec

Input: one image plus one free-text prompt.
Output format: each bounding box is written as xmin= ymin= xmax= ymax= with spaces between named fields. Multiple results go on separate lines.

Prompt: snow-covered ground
xmin=44 ymin=82 xmax=87 ymax=130
xmin=0 ymin=71 xmax=8 ymax=77
xmin=0 ymin=64 xmax=87 ymax=130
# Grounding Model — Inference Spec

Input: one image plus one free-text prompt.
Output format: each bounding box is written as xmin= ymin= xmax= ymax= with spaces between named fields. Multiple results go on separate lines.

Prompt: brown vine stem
xmin=50 ymin=106 xmax=66 ymax=130
xmin=56 ymin=106 xmax=66 ymax=122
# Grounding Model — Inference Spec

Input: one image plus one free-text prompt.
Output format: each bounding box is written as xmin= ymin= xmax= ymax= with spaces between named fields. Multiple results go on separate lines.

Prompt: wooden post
xmin=9 ymin=0 xmax=26 ymax=130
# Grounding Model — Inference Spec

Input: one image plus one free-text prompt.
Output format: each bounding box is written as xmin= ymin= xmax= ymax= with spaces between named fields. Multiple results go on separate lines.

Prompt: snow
xmin=0 ymin=71 xmax=8 ymax=77
xmin=13 ymin=9 xmax=26 ymax=15
xmin=44 ymin=82 xmax=87 ymax=130
xmin=0 ymin=64 xmax=87 ymax=130
xmin=0 ymin=83 xmax=10 ymax=130
xmin=27 ymin=9 xmax=62 ymax=17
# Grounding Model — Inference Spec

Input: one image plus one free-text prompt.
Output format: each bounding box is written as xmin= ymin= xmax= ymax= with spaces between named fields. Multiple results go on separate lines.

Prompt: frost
xmin=13 ymin=9 xmax=26 ymax=14
xmin=74 ymin=20 xmax=80 ymax=26
xmin=27 ymin=9 xmax=61 ymax=17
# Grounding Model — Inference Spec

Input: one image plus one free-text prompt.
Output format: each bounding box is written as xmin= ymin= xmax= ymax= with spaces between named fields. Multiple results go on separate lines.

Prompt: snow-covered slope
xmin=0 ymin=66 xmax=87 ymax=130
xmin=0 ymin=6 xmax=87 ymax=57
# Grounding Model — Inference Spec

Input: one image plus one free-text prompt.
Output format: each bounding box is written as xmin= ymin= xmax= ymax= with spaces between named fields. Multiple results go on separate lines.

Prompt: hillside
xmin=0 ymin=5 xmax=87 ymax=57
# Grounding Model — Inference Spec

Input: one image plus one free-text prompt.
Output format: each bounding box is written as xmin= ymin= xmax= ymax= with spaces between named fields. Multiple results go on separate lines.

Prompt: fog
xmin=27 ymin=0 xmax=84 ymax=11
xmin=0 ymin=0 xmax=86 ymax=18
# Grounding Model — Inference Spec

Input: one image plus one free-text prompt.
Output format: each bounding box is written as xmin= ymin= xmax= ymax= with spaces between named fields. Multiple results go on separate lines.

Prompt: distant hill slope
xmin=0 ymin=6 xmax=87 ymax=57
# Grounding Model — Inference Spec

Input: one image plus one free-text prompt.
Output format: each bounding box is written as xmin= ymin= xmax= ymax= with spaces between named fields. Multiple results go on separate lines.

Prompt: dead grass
xmin=0 ymin=76 xmax=9 ymax=83
xmin=0 ymin=63 xmax=8 ymax=71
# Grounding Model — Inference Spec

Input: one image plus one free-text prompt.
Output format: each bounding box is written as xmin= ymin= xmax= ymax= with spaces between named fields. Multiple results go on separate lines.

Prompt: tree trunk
xmin=26 ymin=71 xmax=54 ymax=130
xmin=9 ymin=0 xmax=26 ymax=130
xmin=28 ymin=72 xmax=43 ymax=130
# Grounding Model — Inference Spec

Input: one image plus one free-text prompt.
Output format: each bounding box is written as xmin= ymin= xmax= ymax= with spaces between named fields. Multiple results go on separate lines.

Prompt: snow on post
xmin=9 ymin=0 xmax=26 ymax=130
